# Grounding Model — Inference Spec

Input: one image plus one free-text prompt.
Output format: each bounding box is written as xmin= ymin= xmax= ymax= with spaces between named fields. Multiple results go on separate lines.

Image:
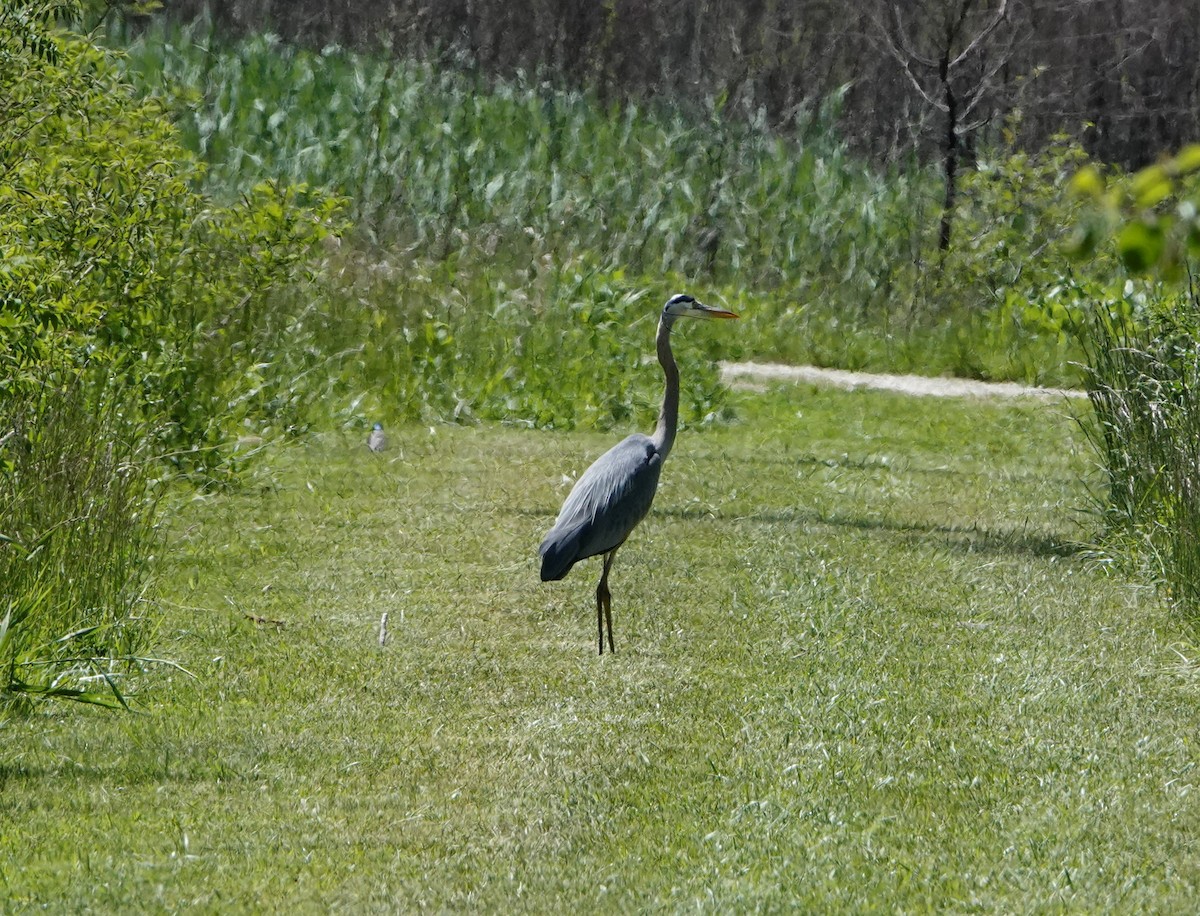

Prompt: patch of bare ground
xmin=720 ymin=361 xmax=1084 ymax=401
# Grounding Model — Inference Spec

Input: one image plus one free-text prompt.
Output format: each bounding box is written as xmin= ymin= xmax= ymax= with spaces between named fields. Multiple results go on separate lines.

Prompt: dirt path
xmin=720 ymin=361 xmax=1085 ymax=401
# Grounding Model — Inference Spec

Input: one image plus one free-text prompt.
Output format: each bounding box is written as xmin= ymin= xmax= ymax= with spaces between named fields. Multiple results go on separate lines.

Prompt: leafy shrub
xmin=0 ymin=3 xmax=334 ymax=712
xmin=1 ymin=16 xmax=339 ymax=477
xmin=924 ymin=133 xmax=1107 ymax=384
xmin=1070 ymin=147 xmax=1200 ymax=613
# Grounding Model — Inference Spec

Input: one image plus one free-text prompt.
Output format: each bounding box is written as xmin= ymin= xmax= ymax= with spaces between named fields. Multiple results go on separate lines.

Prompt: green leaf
xmin=1186 ymin=221 xmax=1200 ymax=258
xmin=1134 ymin=176 xmax=1173 ymax=210
xmin=484 ymin=174 xmax=505 ymax=203
xmin=1130 ymin=165 xmax=1173 ymax=209
xmin=1172 ymin=144 xmax=1200 ymax=176
xmin=1069 ymin=165 xmax=1105 ymax=199
xmin=1116 ymin=221 xmax=1165 ymax=274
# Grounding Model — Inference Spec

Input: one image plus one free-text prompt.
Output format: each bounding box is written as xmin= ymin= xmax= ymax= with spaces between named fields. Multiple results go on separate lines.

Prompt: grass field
xmin=3 ymin=382 xmax=1198 ymax=911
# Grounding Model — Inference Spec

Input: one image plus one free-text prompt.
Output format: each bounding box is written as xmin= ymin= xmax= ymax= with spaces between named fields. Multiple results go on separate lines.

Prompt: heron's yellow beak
xmin=690 ymin=303 xmax=738 ymax=320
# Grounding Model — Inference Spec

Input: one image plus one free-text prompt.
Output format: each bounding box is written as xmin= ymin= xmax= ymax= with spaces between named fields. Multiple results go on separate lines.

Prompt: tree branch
xmin=874 ymin=6 xmax=944 ymax=110
xmin=949 ymin=0 xmax=1008 ymax=71
xmin=889 ymin=3 xmax=940 ymax=69
xmin=960 ymin=49 xmax=1013 ymax=119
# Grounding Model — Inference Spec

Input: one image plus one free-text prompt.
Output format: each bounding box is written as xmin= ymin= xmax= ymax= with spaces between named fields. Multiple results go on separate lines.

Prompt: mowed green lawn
xmin=3 ymin=383 xmax=1197 ymax=911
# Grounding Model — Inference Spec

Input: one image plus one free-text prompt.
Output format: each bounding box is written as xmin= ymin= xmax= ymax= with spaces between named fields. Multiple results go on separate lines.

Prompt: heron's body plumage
xmin=539 ymin=434 xmax=663 ymax=582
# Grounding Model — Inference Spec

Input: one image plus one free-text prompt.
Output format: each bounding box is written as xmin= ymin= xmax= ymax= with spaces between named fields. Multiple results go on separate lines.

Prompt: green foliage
xmin=110 ymin=19 xmax=1088 ymax=388
xmin=926 ymin=134 xmax=1103 ymax=383
xmin=132 ymin=180 xmax=341 ymax=484
xmin=0 ymin=31 xmax=182 ymax=378
xmin=1070 ymin=144 xmax=1200 ymax=276
xmin=116 ymin=25 xmax=881 ymax=290
xmin=1074 ymin=284 xmax=1200 ymax=611
xmin=1070 ymin=146 xmax=1200 ymax=615
xmin=0 ymin=5 xmax=333 ymax=711
xmin=0 ymin=378 xmax=157 ymax=714
xmin=0 ymin=0 xmax=80 ymax=63
xmin=0 ymin=16 xmax=338 ymax=476
xmin=292 ymin=252 xmax=732 ymax=433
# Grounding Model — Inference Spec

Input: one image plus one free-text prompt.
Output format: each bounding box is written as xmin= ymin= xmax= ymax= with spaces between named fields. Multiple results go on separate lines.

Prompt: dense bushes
xmin=1 ymin=13 xmax=338 ymax=470
xmin=1070 ymin=148 xmax=1200 ymax=614
xmin=0 ymin=3 xmax=332 ymax=712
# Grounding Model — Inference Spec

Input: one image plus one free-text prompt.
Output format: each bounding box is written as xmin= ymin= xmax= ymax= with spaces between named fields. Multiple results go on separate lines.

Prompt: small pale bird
xmin=367 ymin=422 xmax=387 ymax=452
xmin=538 ymin=293 xmax=737 ymax=654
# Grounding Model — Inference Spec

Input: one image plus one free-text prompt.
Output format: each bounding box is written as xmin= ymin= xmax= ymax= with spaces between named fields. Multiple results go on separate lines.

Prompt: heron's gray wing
xmin=539 ymin=434 xmax=663 ymax=581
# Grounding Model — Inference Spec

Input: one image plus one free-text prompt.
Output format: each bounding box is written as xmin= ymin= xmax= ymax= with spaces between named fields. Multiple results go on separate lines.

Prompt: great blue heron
xmin=538 ymin=293 xmax=738 ymax=654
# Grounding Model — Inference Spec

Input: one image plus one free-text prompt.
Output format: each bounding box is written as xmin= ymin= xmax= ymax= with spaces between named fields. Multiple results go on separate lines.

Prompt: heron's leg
xmin=597 ymin=548 xmax=618 ymax=655
xmin=595 ymin=581 xmax=605 ymax=656
xmin=595 ymin=572 xmax=603 ymax=656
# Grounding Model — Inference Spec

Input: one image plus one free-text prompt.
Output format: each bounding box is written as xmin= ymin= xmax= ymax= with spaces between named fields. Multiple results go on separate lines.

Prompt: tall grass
xmin=1076 ymin=284 xmax=1200 ymax=613
xmin=0 ymin=10 xmax=335 ymax=713
xmin=117 ymin=23 xmax=923 ymax=295
xmin=1063 ymin=147 xmax=1200 ymax=616
xmin=259 ymin=252 xmax=732 ymax=433
xmin=110 ymin=18 xmax=1090 ymax=387
xmin=0 ymin=375 xmax=160 ymax=715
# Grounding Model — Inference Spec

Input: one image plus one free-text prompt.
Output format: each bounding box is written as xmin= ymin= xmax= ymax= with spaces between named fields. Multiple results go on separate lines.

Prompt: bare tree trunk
xmin=878 ymin=0 xmax=1012 ymax=254
xmin=939 ymin=76 xmax=958 ymax=252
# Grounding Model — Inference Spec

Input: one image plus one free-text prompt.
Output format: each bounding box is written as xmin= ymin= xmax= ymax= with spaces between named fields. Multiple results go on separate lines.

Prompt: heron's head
xmin=372 ymin=422 xmax=383 ymax=431
xmin=662 ymin=293 xmax=738 ymax=322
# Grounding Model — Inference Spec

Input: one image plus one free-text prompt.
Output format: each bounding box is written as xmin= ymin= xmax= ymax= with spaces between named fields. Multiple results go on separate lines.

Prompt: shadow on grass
xmin=707 ymin=449 xmax=1081 ymax=487
xmin=0 ymin=759 xmax=156 ymax=787
xmin=517 ymin=503 xmax=1081 ymax=561
xmin=657 ymin=504 xmax=1082 ymax=559
xmin=0 ymin=751 xmax=255 ymax=787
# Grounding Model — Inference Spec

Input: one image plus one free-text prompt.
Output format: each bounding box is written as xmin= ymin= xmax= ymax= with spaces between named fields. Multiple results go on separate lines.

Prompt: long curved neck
xmin=650 ymin=315 xmax=680 ymax=459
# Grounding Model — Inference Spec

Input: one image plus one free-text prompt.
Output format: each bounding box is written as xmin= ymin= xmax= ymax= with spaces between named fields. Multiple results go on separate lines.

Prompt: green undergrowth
xmin=1 ymin=6 xmax=335 ymax=711
xmin=292 ymin=255 xmax=736 ymax=433
xmin=110 ymin=17 xmax=1094 ymax=388
xmin=3 ymin=385 xmax=1197 ymax=911
xmin=1067 ymin=146 xmax=1200 ymax=614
